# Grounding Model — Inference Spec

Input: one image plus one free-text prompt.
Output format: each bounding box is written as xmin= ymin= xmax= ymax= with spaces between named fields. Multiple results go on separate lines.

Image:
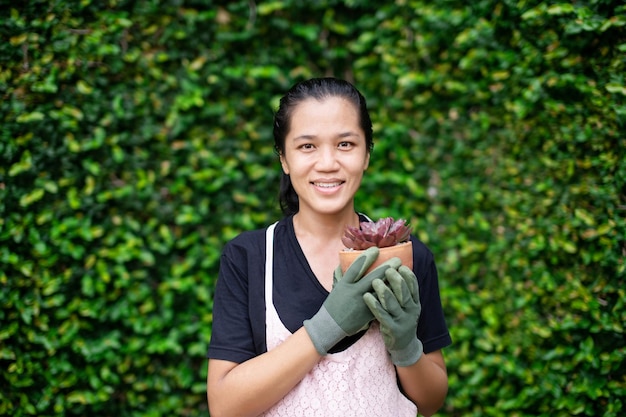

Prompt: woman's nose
xmin=315 ymin=147 xmax=340 ymax=171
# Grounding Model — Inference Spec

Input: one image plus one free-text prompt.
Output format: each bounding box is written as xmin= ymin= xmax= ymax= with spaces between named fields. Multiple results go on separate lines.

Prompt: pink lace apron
xmin=261 ymin=223 xmax=418 ymax=417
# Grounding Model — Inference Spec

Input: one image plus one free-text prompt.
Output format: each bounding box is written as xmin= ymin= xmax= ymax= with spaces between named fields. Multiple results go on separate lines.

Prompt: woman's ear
xmin=279 ymin=153 xmax=290 ymax=175
xmin=363 ymin=151 xmax=370 ymax=171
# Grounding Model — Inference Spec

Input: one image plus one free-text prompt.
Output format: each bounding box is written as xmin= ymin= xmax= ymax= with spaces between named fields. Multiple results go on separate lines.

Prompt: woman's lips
xmin=311 ymin=181 xmax=343 ymax=188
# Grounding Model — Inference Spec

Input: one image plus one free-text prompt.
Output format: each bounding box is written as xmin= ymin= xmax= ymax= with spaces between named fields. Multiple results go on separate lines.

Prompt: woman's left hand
xmin=364 ymin=265 xmax=424 ymax=367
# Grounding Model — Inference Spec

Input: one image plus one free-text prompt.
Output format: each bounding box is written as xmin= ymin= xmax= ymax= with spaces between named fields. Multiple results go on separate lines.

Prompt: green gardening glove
xmin=304 ymin=247 xmax=402 ymax=355
xmin=364 ymin=265 xmax=423 ymax=367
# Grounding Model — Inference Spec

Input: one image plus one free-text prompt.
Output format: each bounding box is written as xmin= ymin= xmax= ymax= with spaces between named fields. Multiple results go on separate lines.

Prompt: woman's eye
xmin=338 ymin=141 xmax=353 ymax=149
xmin=300 ymin=143 xmax=314 ymax=150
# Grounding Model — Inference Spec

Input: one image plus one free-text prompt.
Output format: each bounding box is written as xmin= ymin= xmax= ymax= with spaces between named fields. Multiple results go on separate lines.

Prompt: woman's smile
xmin=311 ymin=180 xmax=344 ymax=193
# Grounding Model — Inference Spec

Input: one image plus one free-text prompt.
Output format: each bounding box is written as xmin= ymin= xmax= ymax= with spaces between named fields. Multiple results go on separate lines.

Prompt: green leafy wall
xmin=2 ymin=1 xmax=624 ymax=416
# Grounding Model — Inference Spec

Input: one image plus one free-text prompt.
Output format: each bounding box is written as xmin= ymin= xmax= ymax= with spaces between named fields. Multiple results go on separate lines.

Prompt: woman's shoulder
xmin=223 ymin=228 xmax=266 ymax=257
xmin=223 ymin=218 xmax=287 ymax=255
xmin=409 ymin=234 xmax=434 ymax=257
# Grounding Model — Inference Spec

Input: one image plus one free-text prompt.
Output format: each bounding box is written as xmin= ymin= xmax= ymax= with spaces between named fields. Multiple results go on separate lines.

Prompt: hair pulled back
xmin=273 ymin=77 xmax=373 ymax=216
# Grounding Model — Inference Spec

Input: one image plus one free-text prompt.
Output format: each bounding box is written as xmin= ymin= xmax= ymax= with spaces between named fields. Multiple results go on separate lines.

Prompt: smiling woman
xmin=206 ymin=78 xmax=451 ymax=417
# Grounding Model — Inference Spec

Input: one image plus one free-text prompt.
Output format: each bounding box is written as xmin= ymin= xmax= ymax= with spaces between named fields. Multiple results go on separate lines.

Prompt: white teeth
xmin=314 ymin=182 xmax=341 ymax=188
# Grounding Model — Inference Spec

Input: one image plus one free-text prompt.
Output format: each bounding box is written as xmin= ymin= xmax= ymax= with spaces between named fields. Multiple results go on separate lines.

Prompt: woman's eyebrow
xmin=291 ymin=131 xmax=360 ymax=141
xmin=338 ymin=131 xmax=360 ymax=138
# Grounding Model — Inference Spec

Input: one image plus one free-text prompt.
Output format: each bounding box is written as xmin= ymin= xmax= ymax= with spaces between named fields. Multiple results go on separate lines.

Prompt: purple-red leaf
xmin=341 ymin=217 xmax=411 ymax=250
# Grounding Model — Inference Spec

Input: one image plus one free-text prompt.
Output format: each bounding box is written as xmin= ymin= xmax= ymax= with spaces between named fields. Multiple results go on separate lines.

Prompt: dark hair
xmin=273 ymin=77 xmax=374 ymax=215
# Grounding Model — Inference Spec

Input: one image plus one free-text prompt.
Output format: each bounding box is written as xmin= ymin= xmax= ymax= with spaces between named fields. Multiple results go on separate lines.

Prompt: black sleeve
xmin=411 ymin=236 xmax=452 ymax=353
xmin=207 ymin=231 xmax=266 ymax=363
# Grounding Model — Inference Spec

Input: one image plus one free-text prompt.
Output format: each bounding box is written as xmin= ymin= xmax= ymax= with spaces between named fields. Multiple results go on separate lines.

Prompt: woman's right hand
xmin=303 ymin=247 xmax=401 ymax=355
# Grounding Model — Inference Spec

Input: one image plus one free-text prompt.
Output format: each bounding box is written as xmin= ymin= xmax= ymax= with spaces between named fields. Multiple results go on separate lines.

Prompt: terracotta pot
xmin=339 ymin=241 xmax=413 ymax=274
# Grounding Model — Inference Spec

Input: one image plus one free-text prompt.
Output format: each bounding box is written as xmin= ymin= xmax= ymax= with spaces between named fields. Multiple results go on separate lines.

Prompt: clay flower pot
xmin=339 ymin=241 xmax=413 ymax=274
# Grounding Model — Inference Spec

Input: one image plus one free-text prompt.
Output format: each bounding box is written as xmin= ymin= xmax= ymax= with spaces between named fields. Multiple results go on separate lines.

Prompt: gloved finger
xmin=371 ymin=279 xmax=390 ymax=310
xmin=358 ymin=256 xmax=402 ymax=288
xmin=385 ymin=268 xmax=412 ymax=307
xmin=342 ymin=247 xmax=379 ymax=283
xmin=372 ymin=278 xmax=403 ymax=316
xmin=363 ymin=292 xmax=391 ymax=323
xmin=332 ymin=264 xmax=343 ymax=288
xmin=397 ymin=265 xmax=419 ymax=303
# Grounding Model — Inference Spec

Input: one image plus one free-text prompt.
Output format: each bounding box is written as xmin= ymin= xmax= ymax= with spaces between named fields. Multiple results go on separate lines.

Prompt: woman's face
xmin=279 ymin=96 xmax=370 ymax=217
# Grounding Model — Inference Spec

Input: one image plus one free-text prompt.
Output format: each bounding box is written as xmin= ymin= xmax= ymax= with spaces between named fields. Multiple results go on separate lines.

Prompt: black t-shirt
xmin=208 ymin=215 xmax=452 ymax=364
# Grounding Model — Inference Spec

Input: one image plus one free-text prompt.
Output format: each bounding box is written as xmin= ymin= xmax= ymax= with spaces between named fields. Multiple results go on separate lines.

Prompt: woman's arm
xmin=207 ymin=327 xmax=321 ymax=417
xmin=397 ymin=349 xmax=448 ymax=416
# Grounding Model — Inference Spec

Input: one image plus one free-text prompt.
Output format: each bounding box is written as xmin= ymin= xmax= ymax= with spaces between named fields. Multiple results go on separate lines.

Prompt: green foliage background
xmin=1 ymin=0 xmax=624 ymax=416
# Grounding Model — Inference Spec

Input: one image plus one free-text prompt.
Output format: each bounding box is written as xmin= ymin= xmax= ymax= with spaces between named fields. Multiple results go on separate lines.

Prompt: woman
xmin=207 ymin=77 xmax=451 ymax=416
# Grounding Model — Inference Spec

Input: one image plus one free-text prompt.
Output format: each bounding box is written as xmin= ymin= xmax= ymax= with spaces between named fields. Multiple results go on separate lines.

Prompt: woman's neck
xmin=292 ymin=210 xmax=360 ymax=242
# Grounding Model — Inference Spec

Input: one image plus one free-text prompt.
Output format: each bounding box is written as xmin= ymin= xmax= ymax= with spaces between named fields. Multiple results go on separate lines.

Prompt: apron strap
xmin=264 ymin=221 xmax=278 ymax=307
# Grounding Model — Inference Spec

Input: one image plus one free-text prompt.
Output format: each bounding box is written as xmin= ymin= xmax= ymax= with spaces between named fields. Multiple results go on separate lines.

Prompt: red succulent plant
xmin=341 ymin=217 xmax=411 ymax=250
